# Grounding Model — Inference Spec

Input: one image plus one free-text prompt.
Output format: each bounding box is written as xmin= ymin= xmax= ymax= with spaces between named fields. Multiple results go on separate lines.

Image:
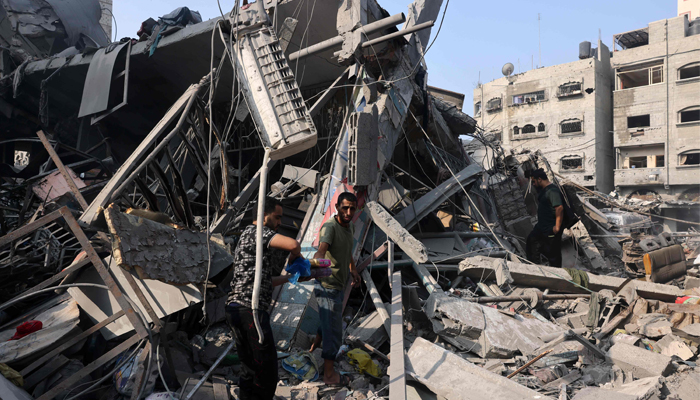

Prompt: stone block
xmin=571 ymin=387 xmax=636 ymax=400
xmin=655 ymin=334 xmax=695 ymax=361
xmin=607 ymin=342 xmax=674 ymax=379
xmin=685 ymin=276 xmax=700 ymax=290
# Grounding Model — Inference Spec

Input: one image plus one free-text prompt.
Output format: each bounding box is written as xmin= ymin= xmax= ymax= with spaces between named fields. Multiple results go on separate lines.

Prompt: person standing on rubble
xmin=227 ymin=197 xmax=305 ymax=400
xmin=525 ymin=168 xmax=565 ymax=267
xmin=310 ymin=192 xmax=361 ymax=386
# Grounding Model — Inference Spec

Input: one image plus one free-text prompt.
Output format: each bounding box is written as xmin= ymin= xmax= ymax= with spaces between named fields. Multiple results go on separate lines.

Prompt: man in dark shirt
xmin=227 ymin=197 xmax=303 ymax=400
xmin=310 ymin=192 xmax=360 ymax=386
xmin=525 ymin=169 xmax=565 ymax=267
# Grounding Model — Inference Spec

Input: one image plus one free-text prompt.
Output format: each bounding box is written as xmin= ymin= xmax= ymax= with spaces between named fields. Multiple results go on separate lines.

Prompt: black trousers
xmin=226 ymin=304 xmax=278 ymax=400
xmin=526 ymin=230 xmax=563 ymax=267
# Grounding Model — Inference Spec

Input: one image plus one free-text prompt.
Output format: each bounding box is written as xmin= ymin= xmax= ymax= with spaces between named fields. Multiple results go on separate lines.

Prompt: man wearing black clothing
xmin=525 ymin=169 xmax=565 ymax=267
xmin=227 ymin=197 xmax=304 ymax=400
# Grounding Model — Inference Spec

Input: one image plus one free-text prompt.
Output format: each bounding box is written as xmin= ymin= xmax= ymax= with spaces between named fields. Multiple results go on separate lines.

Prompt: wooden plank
xmin=59 ymin=207 xmax=149 ymax=339
xmin=20 ymin=310 xmax=126 ymax=376
xmin=24 ymin=354 xmax=70 ymax=390
xmin=0 ymin=208 xmax=62 ymax=247
xmin=37 ymin=334 xmax=141 ymax=400
xmin=36 ymin=130 xmax=89 ymax=210
xmin=389 ymin=270 xmax=405 ymax=400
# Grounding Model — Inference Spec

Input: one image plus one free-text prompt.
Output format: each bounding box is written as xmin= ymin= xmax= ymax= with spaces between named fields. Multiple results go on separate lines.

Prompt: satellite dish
xmin=502 ymin=63 xmax=515 ymax=76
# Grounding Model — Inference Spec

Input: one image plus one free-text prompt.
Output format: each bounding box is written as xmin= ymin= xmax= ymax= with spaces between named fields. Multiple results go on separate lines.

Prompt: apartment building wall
xmin=473 ymin=40 xmax=614 ymax=192
xmin=678 ymin=0 xmax=700 ymax=20
xmin=611 ymin=15 xmax=700 ymax=198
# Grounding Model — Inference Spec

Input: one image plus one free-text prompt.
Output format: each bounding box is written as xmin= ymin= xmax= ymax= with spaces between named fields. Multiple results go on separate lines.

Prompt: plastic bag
xmin=286 ymin=258 xmax=311 ymax=284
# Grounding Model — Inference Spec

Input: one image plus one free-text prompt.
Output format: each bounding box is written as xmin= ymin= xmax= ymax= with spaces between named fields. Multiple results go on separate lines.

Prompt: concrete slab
xmin=606 ymin=342 xmax=674 ymax=378
xmin=406 ymin=337 xmax=553 ymax=400
xmin=458 ymin=256 xmax=683 ymax=302
xmin=571 ymin=387 xmax=636 ymax=400
xmin=609 ymin=376 xmax=664 ymax=400
xmin=365 ymin=201 xmax=428 ymax=264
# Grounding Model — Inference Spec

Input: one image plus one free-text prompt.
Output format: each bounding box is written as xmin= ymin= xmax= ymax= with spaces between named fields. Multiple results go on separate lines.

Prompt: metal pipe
xmin=362 ymin=20 xmax=434 ymax=48
xmin=251 ymin=148 xmax=272 ymax=344
xmin=288 ymin=12 xmax=406 ymax=61
xmin=507 ymin=349 xmax=553 ymax=379
xmin=466 ymin=293 xmax=590 ymax=304
xmin=185 ymin=340 xmax=236 ymax=400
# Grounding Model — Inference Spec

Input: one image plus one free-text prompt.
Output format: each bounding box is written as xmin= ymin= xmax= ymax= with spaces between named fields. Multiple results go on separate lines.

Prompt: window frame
xmin=678 ymin=62 xmax=700 ymax=82
xmin=678 ymin=150 xmax=700 ymax=168
xmin=557 ymin=81 xmax=583 ymax=98
xmin=474 ymin=101 xmax=481 ymax=116
xmin=560 ymin=118 xmax=584 ymax=136
xmin=616 ymin=62 xmax=665 ymax=90
xmin=678 ymin=106 xmax=700 ymax=125
xmin=511 ymin=90 xmax=546 ymax=106
xmin=560 ymin=155 xmax=585 ymax=172
xmin=486 ymin=97 xmax=502 ymax=112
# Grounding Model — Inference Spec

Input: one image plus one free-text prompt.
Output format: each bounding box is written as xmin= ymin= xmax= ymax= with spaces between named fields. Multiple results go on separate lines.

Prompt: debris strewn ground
xmin=0 ymin=1 xmax=699 ymax=400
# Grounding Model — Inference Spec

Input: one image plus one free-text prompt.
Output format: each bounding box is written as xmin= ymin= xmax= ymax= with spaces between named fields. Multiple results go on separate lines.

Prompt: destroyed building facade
xmin=612 ymin=14 xmax=700 ymax=231
xmin=472 ymin=40 xmax=615 ymax=192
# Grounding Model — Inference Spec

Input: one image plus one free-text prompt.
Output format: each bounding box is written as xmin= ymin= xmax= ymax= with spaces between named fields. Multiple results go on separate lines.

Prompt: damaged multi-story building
xmin=611 ymin=13 xmax=700 ymax=231
xmin=472 ymin=40 xmax=615 ymax=192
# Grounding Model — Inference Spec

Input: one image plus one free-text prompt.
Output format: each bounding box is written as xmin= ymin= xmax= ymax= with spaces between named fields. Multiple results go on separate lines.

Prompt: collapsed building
xmin=0 ymin=1 xmax=699 ymax=400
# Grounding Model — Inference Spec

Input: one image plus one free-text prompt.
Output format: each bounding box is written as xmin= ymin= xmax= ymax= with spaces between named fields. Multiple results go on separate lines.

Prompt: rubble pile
xmin=0 ymin=1 xmax=699 ymax=400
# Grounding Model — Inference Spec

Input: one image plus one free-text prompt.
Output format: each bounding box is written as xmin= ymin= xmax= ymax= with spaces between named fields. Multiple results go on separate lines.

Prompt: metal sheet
xmin=78 ymin=41 xmax=128 ymax=117
xmin=45 ymin=0 xmax=109 ymax=48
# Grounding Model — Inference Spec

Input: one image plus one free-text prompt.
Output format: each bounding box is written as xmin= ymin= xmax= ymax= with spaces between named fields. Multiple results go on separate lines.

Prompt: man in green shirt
xmin=526 ymin=168 xmax=564 ymax=267
xmin=310 ymin=192 xmax=360 ymax=386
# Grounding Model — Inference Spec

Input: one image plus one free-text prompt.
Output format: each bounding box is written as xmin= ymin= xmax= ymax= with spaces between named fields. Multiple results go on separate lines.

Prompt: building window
xmin=629 ymin=156 xmax=647 ymax=168
xmin=474 ymin=102 xmax=481 ymax=116
xmin=679 ymin=106 xmax=700 ymax=123
xmin=522 ymin=124 xmax=536 ymax=134
xmin=486 ymin=97 xmax=502 ymax=112
xmin=617 ymin=62 xmax=664 ymax=89
xmin=557 ymin=81 xmax=582 ymax=97
xmin=513 ymin=126 xmax=520 ymax=135
xmin=561 ymin=156 xmax=584 ymax=171
xmin=538 ymin=123 xmax=545 ymax=132
xmin=680 ymin=151 xmax=700 ymax=166
xmin=560 ymin=119 xmax=583 ymax=134
xmin=512 ymin=90 xmax=546 ymax=105
xmin=627 ymin=114 xmax=650 ymax=128
xmin=655 ymin=155 xmax=664 ymax=167
xmin=679 ymin=63 xmax=700 ymax=80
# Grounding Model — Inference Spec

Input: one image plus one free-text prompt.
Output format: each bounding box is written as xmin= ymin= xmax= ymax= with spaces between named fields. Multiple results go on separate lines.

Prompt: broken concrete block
xmin=571 ymin=387 xmax=637 ymax=400
xmin=365 ymin=201 xmax=428 ymax=264
xmin=406 ymin=337 xmax=554 ymax=400
xmin=104 ymin=204 xmax=234 ymax=284
xmin=607 ymin=342 xmax=674 ymax=378
xmin=667 ymin=372 xmax=700 ymax=400
xmin=556 ymin=312 xmax=588 ymax=329
xmin=685 ymin=276 xmax=700 ymax=290
xmin=636 ymin=314 xmax=673 ymax=339
xmin=656 ymin=334 xmax=695 ymax=360
xmin=424 ymin=292 xmax=484 ymax=339
xmin=608 ymin=376 xmax=664 ymax=400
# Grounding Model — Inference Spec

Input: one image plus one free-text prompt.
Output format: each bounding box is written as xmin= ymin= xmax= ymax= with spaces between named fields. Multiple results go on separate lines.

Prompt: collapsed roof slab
xmin=406 ymin=337 xmax=555 ymax=400
xmin=459 ymin=256 xmax=684 ymax=302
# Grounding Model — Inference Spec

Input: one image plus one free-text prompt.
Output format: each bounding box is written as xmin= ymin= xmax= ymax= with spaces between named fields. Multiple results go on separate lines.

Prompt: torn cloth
xmin=9 ymin=320 xmax=42 ymax=340
xmin=0 ymin=364 xmax=23 ymax=387
xmin=281 ymin=351 xmax=318 ymax=381
xmin=564 ymin=268 xmax=589 ymax=289
xmin=586 ymin=292 xmax=601 ymax=329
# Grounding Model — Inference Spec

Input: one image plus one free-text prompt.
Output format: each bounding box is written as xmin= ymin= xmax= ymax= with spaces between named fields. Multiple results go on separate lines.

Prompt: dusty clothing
xmin=526 ymin=230 xmax=563 ymax=267
xmin=227 ymin=224 xmax=279 ymax=310
xmin=317 ymin=217 xmax=355 ymax=290
xmin=226 ymin=304 xmax=278 ymax=400
xmin=534 ymin=184 xmax=563 ymax=235
xmin=314 ymin=284 xmax=344 ymax=360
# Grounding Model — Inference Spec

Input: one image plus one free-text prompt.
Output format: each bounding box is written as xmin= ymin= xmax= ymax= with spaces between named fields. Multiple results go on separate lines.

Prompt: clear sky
xmin=113 ymin=0 xmax=678 ymax=115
